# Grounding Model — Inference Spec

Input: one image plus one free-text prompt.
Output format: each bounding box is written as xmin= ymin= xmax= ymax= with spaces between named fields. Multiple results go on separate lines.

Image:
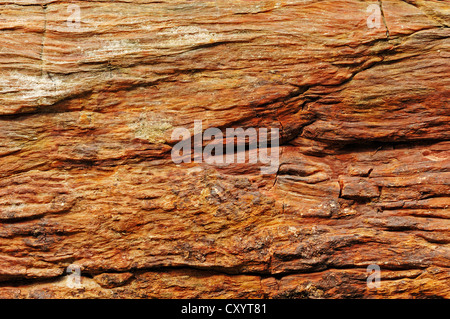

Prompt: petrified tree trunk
xmin=0 ymin=0 xmax=448 ymax=299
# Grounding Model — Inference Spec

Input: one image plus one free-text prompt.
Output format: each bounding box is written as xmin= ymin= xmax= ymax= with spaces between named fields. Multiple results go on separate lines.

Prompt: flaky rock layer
xmin=0 ymin=0 xmax=448 ymax=298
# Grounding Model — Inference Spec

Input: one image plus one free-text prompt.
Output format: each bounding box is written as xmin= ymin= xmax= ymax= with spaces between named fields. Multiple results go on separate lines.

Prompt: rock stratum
xmin=0 ymin=0 xmax=449 ymax=299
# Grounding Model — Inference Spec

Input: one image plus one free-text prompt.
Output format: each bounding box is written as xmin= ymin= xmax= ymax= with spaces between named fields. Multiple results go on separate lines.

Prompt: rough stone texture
xmin=0 ymin=0 xmax=449 ymax=299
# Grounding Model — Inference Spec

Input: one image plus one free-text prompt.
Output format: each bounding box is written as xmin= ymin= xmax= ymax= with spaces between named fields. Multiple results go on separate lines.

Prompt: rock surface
xmin=0 ymin=0 xmax=449 ymax=298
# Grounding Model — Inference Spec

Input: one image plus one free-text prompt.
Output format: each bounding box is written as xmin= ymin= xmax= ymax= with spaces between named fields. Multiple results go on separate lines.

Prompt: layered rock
xmin=0 ymin=0 xmax=448 ymax=298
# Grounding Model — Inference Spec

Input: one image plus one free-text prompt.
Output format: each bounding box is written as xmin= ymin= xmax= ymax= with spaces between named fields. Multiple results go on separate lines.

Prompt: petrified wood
xmin=0 ymin=0 xmax=448 ymax=298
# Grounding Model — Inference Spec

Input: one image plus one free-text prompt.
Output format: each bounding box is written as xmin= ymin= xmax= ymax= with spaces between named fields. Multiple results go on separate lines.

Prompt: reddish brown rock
xmin=0 ymin=0 xmax=448 ymax=299
xmin=93 ymin=272 xmax=134 ymax=289
xmin=340 ymin=176 xmax=380 ymax=200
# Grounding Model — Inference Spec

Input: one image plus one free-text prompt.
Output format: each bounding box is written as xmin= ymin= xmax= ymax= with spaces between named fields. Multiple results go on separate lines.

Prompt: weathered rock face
xmin=0 ymin=0 xmax=448 ymax=299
